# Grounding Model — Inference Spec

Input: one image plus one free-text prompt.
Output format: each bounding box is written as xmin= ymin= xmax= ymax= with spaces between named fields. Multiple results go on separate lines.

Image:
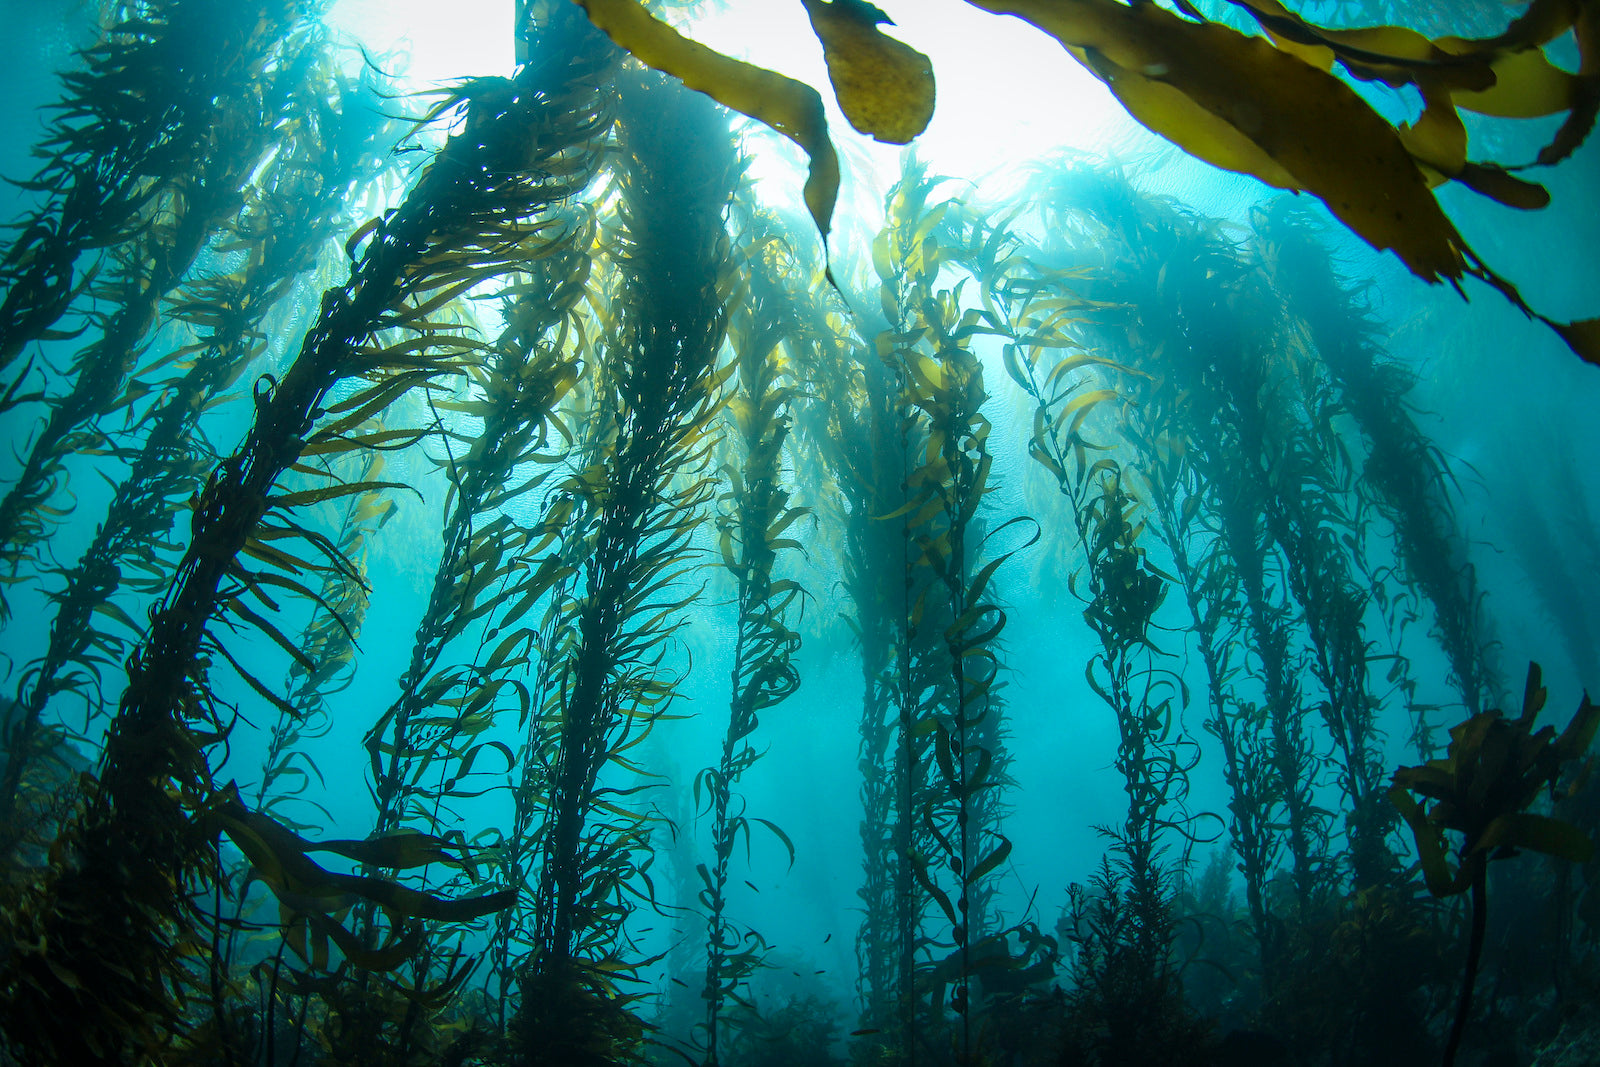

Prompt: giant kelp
xmin=0 ymin=0 xmax=319 ymax=381
xmin=0 ymin=1 xmax=327 ymax=615
xmin=579 ymin=0 xmax=1600 ymax=365
xmin=0 ymin=46 xmax=399 ymax=868
xmin=513 ymin=66 xmax=741 ymax=1066
xmin=0 ymin=3 xmax=614 ymax=1056
xmin=696 ymin=196 xmax=809 ymax=1066
xmin=0 ymin=2 xmax=1597 ymax=1066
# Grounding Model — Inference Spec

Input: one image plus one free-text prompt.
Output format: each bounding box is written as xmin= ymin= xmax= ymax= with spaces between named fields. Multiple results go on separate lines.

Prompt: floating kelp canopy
xmin=0 ymin=2 xmax=1598 ymax=1066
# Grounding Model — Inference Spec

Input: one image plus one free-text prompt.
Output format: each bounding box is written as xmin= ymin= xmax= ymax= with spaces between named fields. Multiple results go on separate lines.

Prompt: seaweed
xmin=512 ymin=66 xmax=741 ymax=1065
xmin=0 ymin=45 xmax=398 ymax=868
xmin=0 ymin=4 xmax=326 ymax=615
xmin=1391 ymin=663 xmax=1599 ymax=1066
xmin=574 ymin=0 xmax=1600 ymax=364
xmin=696 ymin=197 xmax=808 ymax=1065
xmin=845 ymin=157 xmax=1037 ymax=1065
xmin=1251 ymin=198 xmax=1496 ymax=722
xmin=787 ymin=247 xmax=912 ymax=1054
xmin=0 ymin=0 xmax=317 ymax=381
xmin=0 ymin=4 xmax=615 ymax=1052
xmin=0 ymin=3 xmax=1595 ymax=1063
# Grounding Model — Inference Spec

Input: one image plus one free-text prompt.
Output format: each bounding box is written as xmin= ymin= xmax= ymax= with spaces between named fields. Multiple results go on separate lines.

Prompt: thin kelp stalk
xmin=0 ymin=54 xmax=396 ymax=865
xmin=870 ymin=159 xmax=1027 ymax=1063
xmin=856 ymin=170 xmax=947 ymax=1067
xmin=787 ymin=264 xmax=908 ymax=1048
xmin=1212 ymin=245 xmax=1391 ymax=890
xmin=1262 ymin=422 xmax=1390 ymax=888
xmin=993 ymin=170 xmax=1235 ymax=1060
xmin=1049 ymin=466 xmax=1210 ymax=1063
xmin=202 ymin=461 xmax=389 ymax=1064
xmin=0 ymin=0 xmax=316 ymax=382
xmin=1012 ymin=163 xmax=1324 ymax=916
xmin=1252 ymin=199 xmax=1496 ymax=721
xmin=0 ymin=14 xmax=324 ymax=615
xmin=698 ymin=203 xmax=807 ymax=1066
xmin=1155 ymin=473 xmax=1279 ymax=969
xmin=1081 ymin=467 xmax=1187 ymax=961
xmin=1011 ymin=325 xmax=1205 ymax=1054
xmin=987 ymin=229 xmax=1281 ymax=977
xmin=518 ymin=71 xmax=739 ymax=1065
xmin=359 ymin=71 xmax=610 ymax=865
xmin=0 ymin=21 xmax=603 ymax=1054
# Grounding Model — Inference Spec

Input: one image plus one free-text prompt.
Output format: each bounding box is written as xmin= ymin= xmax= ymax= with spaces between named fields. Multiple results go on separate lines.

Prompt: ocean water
xmin=1 ymin=2 xmax=1598 ymax=1065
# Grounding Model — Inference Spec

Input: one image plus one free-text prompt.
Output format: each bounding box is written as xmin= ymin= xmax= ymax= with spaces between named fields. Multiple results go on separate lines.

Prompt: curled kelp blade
xmin=967 ymin=0 xmax=1469 ymax=281
xmin=801 ymin=0 xmax=935 ymax=144
xmin=963 ymin=0 xmax=1600 ymax=365
xmin=1226 ymin=0 xmax=1598 ymax=162
xmin=573 ymin=0 xmax=840 ymax=247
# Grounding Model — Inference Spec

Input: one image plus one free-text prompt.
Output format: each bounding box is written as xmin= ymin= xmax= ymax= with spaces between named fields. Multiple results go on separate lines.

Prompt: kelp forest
xmin=3 ymin=0 xmax=1600 ymax=1065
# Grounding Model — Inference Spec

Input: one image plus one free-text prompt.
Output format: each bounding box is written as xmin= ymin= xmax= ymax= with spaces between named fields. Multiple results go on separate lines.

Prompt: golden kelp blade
xmin=968 ymin=0 xmax=1469 ymax=283
xmin=1226 ymin=0 xmax=1598 ymax=164
xmin=801 ymin=0 xmax=935 ymax=144
xmin=965 ymin=0 xmax=1600 ymax=364
xmin=573 ymin=0 xmax=840 ymax=244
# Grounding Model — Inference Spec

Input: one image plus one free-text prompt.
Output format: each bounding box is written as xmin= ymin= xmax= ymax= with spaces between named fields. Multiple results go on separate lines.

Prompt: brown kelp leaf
xmin=1455 ymin=162 xmax=1551 ymax=209
xmin=1552 ymin=317 xmax=1600 ymax=367
xmin=1233 ymin=0 xmax=1598 ymax=160
xmin=1441 ymin=38 xmax=1581 ymax=118
xmin=1474 ymin=811 xmax=1595 ymax=862
xmin=801 ymin=0 xmax=936 ymax=144
xmin=574 ymin=0 xmax=840 ymax=244
xmin=1397 ymin=80 xmax=1467 ymax=185
xmin=970 ymin=0 xmax=1600 ymax=363
xmin=1538 ymin=0 xmax=1600 ymax=165
xmin=1225 ymin=0 xmax=1496 ymax=91
xmin=218 ymin=795 xmax=515 ymax=923
xmin=967 ymin=0 xmax=1469 ymax=281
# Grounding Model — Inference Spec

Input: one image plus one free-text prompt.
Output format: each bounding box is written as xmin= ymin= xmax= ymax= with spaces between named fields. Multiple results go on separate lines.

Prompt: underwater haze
xmin=2 ymin=1 xmax=1600 ymax=1066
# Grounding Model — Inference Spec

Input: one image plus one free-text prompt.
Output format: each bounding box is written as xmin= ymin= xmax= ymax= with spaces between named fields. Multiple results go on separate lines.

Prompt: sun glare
xmin=324 ymin=0 xmax=516 ymax=84
xmin=685 ymin=1 xmax=1127 ymax=182
xmin=323 ymin=0 xmax=1127 ymax=195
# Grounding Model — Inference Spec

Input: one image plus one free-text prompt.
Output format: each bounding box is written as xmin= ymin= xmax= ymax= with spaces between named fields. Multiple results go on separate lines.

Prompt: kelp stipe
xmin=0 ymin=1 xmax=639 ymax=1050
xmin=1391 ymin=664 xmax=1599 ymax=1067
xmin=1002 ymin=162 xmax=1327 ymax=924
xmin=0 ymin=46 xmax=399 ymax=870
xmin=1197 ymin=223 xmax=1395 ymax=891
xmin=867 ymin=158 xmax=1032 ymax=1065
xmin=0 ymin=4 xmax=327 ymax=618
xmin=1252 ymin=197 xmax=1497 ymax=728
xmin=0 ymin=0 xmax=316 ymax=382
xmin=985 ymin=182 xmax=1297 ymax=1001
xmin=1019 ymin=440 xmax=1204 ymax=1064
xmin=512 ymin=68 xmax=741 ymax=1066
xmin=783 ymin=249 xmax=910 ymax=1055
xmin=696 ymin=198 xmax=808 ymax=1066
